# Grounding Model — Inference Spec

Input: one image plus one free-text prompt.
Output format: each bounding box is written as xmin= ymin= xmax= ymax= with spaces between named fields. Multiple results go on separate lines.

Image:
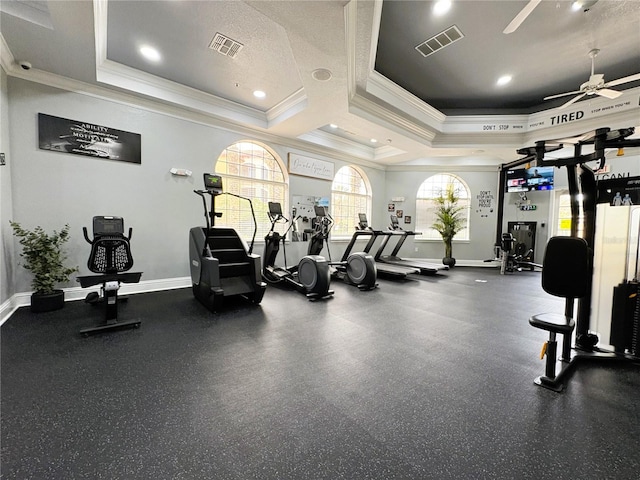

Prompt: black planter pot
xmin=442 ymin=257 xmax=456 ymax=268
xmin=31 ymin=290 xmax=65 ymax=313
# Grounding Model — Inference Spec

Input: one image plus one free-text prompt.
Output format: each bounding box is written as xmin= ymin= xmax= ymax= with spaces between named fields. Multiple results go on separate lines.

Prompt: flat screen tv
xmin=526 ymin=166 xmax=554 ymax=191
xmin=506 ymin=169 xmax=528 ymax=193
xmin=505 ymin=166 xmax=554 ymax=192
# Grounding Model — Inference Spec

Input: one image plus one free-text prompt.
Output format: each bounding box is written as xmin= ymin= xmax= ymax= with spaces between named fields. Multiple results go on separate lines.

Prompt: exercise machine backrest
xmin=541 ymin=236 xmax=591 ymax=299
xmin=84 ymin=216 xmax=134 ymax=274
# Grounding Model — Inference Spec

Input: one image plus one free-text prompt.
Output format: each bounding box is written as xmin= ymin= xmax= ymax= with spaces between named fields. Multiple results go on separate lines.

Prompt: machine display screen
xmin=526 ymin=166 xmax=554 ymax=191
xmin=203 ymin=174 xmax=223 ymax=194
xmin=506 ymin=166 xmax=554 ymax=192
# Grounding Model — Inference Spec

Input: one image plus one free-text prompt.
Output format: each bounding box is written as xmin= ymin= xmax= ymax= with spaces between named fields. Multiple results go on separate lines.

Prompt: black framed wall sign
xmin=38 ymin=113 xmax=141 ymax=164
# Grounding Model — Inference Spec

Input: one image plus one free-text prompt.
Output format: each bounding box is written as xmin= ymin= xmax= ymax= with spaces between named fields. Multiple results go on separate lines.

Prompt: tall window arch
xmin=214 ymin=141 xmax=288 ymax=241
xmin=330 ymin=165 xmax=371 ymax=238
xmin=415 ymin=173 xmax=470 ymax=240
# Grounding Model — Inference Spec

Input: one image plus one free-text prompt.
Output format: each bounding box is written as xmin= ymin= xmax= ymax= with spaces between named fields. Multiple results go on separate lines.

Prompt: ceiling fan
xmin=503 ymin=0 xmax=599 ymax=34
xmin=543 ymin=49 xmax=640 ymax=109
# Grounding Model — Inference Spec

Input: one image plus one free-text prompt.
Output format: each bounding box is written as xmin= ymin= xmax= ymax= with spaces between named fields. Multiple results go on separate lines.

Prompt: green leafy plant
xmin=10 ymin=222 xmax=78 ymax=294
xmin=432 ymin=183 xmax=466 ymax=260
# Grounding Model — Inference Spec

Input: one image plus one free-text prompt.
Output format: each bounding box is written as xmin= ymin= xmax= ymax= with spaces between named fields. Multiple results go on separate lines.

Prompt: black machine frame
xmin=496 ymin=127 xmax=640 ymax=391
xmin=373 ymin=214 xmax=448 ymax=274
xmin=189 ymin=174 xmax=266 ymax=312
xmin=350 ymin=213 xmax=420 ymax=279
xmin=262 ymin=202 xmax=334 ymax=300
xmin=77 ymin=216 xmax=142 ymax=335
xmin=308 ymin=206 xmax=378 ymax=291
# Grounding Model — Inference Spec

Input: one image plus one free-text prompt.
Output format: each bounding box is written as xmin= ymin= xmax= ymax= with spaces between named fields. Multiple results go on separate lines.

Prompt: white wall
xmin=5 ymin=76 xmax=639 ymax=296
xmin=1 ymin=66 xmax=14 ymax=304
xmin=5 ymin=78 xmax=388 ymax=293
xmin=383 ymin=167 xmax=501 ymax=262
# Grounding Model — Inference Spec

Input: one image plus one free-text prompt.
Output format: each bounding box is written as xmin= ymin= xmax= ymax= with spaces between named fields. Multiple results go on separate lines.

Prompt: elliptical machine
xmin=263 ymin=202 xmax=333 ymax=300
xmin=189 ymin=173 xmax=266 ymax=311
xmin=308 ymin=206 xmax=377 ymax=290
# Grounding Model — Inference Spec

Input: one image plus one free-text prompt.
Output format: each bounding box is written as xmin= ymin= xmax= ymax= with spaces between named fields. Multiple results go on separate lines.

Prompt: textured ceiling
xmin=1 ymin=0 xmax=639 ymax=166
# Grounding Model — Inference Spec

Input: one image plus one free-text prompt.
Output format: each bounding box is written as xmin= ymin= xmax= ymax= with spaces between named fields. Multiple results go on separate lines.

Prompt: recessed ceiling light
xmin=139 ymin=45 xmax=161 ymax=62
xmin=329 ymin=124 xmax=338 ymax=129
xmin=433 ymin=0 xmax=452 ymax=16
xmin=253 ymin=90 xmax=266 ymax=99
xmin=497 ymin=75 xmax=512 ymax=86
xmin=371 ymin=138 xmax=378 ymax=143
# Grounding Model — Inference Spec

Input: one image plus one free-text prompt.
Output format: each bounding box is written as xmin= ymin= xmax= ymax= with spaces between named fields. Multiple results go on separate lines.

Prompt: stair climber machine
xmin=308 ymin=206 xmax=378 ymax=290
xmin=189 ymin=173 xmax=266 ymax=312
xmin=262 ymin=202 xmax=334 ymax=300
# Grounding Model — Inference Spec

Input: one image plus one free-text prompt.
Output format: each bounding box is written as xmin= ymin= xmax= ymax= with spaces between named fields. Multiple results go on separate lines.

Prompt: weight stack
xmin=610 ymin=281 xmax=640 ymax=356
xmin=632 ymin=290 xmax=640 ymax=357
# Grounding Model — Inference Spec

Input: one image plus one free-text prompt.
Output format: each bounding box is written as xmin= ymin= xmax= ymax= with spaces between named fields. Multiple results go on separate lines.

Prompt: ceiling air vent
xmin=415 ymin=25 xmax=464 ymax=58
xmin=209 ymin=33 xmax=243 ymax=58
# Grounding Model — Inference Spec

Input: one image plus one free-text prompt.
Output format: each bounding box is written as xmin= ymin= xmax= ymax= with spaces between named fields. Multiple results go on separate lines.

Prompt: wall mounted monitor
xmin=526 ymin=166 xmax=554 ymax=191
xmin=506 ymin=166 xmax=554 ymax=192
xmin=506 ymin=169 xmax=528 ymax=193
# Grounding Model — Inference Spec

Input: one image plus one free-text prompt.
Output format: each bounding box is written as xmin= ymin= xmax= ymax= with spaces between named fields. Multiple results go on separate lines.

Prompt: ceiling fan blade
xmin=557 ymin=93 xmax=587 ymax=110
xmin=606 ymin=72 xmax=640 ymax=87
xmin=596 ymin=88 xmax=622 ymax=99
xmin=543 ymin=90 xmax=582 ymax=101
xmin=503 ymin=0 xmax=542 ymax=34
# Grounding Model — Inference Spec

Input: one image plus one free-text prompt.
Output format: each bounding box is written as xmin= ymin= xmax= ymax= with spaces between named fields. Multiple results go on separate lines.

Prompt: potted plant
xmin=10 ymin=221 xmax=78 ymax=312
xmin=432 ymin=183 xmax=466 ymax=267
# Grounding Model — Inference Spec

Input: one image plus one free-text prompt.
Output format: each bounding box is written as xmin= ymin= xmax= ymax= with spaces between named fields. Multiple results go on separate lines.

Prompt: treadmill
xmin=349 ymin=214 xmax=419 ymax=279
xmin=374 ymin=215 xmax=448 ymax=274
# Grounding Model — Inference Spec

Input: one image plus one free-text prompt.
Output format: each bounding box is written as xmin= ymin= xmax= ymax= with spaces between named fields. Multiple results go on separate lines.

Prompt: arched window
xmin=214 ymin=141 xmax=288 ymax=241
xmin=330 ymin=165 xmax=371 ymax=238
xmin=415 ymin=173 xmax=470 ymax=240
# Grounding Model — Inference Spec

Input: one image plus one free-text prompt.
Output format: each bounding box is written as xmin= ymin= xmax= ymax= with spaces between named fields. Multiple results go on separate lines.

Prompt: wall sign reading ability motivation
xmin=288 ymin=153 xmax=334 ymax=181
xmin=38 ymin=113 xmax=141 ymax=164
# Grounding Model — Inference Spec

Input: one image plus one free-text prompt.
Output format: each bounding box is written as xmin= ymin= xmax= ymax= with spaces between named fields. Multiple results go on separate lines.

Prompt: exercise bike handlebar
xmin=82 ymin=226 xmax=133 ymax=244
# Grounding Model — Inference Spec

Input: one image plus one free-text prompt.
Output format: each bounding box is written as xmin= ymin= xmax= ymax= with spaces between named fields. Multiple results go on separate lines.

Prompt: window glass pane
xmin=415 ymin=174 xmax=470 ymax=241
xmin=556 ymin=192 xmax=583 ymax=237
xmin=330 ymin=166 xmax=371 ymax=238
xmin=214 ymin=142 xmax=287 ymax=241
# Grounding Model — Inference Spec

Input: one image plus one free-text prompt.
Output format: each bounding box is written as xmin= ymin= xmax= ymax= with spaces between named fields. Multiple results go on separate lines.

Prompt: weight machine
xmin=497 ymin=127 xmax=640 ymax=391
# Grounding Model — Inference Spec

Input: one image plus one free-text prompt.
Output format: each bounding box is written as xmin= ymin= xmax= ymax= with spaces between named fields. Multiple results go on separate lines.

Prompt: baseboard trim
xmin=0 ymin=276 xmax=192 ymax=326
